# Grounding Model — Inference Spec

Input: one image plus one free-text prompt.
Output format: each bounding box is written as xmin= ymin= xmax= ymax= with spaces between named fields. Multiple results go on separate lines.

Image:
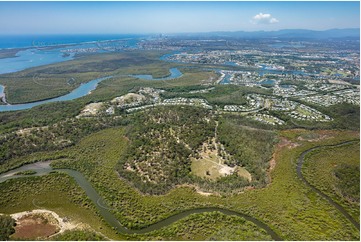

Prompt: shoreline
xmin=0 ymin=48 xmax=26 ymax=59
xmin=0 ymin=36 xmax=144 ymax=52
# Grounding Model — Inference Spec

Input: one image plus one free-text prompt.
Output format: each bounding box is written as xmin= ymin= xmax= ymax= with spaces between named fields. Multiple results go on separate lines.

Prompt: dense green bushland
xmin=0 ymin=116 xmax=127 ymax=165
xmin=334 ymin=164 xmax=360 ymax=203
xmin=303 ymin=141 xmax=360 ymax=222
xmin=126 ymin=212 xmax=272 ymax=241
xmin=114 ymin=106 xmax=277 ymax=195
xmin=0 ymin=101 xmax=84 ymax=134
xmin=0 ymin=214 xmax=16 ymax=240
xmin=118 ymin=106 xmax=215 ymax=194
xmin=52 ymin=128 xmax=360 ymax=240
xmin=51 ymin=229 xmax=107 ymax=241
xmin=0 ymin=173 xmax=93 ymax=213
xmin=217 ymin=117 xmax=278 ymax=186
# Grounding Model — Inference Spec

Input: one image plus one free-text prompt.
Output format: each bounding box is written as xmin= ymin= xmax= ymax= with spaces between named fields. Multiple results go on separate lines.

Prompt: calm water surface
xmin=0 ymin=76 xmax=112 ymax=112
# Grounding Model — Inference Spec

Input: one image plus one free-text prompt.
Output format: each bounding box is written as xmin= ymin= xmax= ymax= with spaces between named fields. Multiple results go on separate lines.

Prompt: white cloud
xmin=251 ymin=13 xmax=279 ymax=24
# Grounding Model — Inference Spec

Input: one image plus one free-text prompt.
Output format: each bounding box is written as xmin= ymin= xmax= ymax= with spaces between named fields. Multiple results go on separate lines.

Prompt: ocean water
xmin=0 ymin=34 xmax=144 ymax=49
xmin=0 ymin=48 xmax=75 ymax=74
xmin=0 ymin=34 xmax=144 ymax=74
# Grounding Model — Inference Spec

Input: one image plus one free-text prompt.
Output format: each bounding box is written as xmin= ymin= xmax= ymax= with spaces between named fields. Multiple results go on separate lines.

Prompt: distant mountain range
xmin=176 ymin=28 xmax=360 ymax=39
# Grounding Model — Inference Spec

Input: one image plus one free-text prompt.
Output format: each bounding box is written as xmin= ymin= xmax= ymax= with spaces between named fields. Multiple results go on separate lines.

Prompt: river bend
xmin=296 ymin=140 xmax=360 ymax=230
xmin=0 ymin=162 xmax=281 ymax=240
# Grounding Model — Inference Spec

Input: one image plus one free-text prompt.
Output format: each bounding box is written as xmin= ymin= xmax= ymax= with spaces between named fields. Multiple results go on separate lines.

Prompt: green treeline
xmin=0 ymin=116 xmax=128 ymax=166
xmin=217 ymin=117 xmax=278 ymax=186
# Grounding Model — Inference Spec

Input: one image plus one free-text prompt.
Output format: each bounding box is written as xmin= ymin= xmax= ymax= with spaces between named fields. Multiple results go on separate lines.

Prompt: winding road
xmin=296 ymin=140 xmax=360 ymax=231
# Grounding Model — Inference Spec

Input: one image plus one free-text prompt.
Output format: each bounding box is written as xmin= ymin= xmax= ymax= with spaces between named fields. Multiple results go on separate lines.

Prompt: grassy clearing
xmin=191 ymin=154 xmax=225 ymax=180
xmin=190 ymin=137 xmax=252 ymax=181
xmin=303 ymin=141 xmax=360 ymax=222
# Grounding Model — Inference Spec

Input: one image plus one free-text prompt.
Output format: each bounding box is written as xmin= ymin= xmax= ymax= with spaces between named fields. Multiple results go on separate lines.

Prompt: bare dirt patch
xmin=328 ymin=79 xmax=352 ymax=85
xmin=10 ymin=209 xmax=79 ymax=240
xmin=297 ymin=134 xmax=332 ymax=142
xmin=78 ymin=102 xmax=104 ymax=117
xmin=279 ymin=137 xmax=300 ymax=149
xmin=11 ymin=212 xmax=59 ymax=239
xmin=267 ymin=137 xmax=299 ymax=184
xmin=111 ymin=92 xmax=146 ymax=106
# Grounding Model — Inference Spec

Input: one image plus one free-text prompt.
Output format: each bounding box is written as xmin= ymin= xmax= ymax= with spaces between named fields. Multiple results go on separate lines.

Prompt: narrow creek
xmin=296 ymin=140 xmax=360 ymax=230
xmin=0 ymin=162 xmax=281 ymax=240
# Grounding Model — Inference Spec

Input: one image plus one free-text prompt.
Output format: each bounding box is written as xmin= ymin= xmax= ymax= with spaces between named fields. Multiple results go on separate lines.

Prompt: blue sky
xmin=0 ymin=1 xmax=359 ymax=34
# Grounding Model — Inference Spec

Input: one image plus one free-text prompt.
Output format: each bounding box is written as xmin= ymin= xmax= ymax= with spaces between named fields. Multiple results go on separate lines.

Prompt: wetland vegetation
xmin=0 ymin=42 xmax=359 ymax=240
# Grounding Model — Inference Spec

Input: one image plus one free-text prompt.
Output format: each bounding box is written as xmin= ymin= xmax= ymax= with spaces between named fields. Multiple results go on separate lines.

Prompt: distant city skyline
xmin=0 ymin=1 xmax=359 ymax=34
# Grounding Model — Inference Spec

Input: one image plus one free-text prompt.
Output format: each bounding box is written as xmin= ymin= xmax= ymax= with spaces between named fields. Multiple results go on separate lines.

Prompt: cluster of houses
xmin=250 ymin=113 xmax=285 ymax=126
xmin=78 ymin=74 xmax=359 ymax=126
xmin=269 ymin=98 xmax=297 ymax=111
xmin=287 ymin=104 xmax=332 ymax=122
xmin=126 ymin=98 xmax=212 ymax=113
xmin=298 ymin=88 xmax=360 ymax=107
xmin=305 ymin=83 xmax=350 ymax=92
xmin=222 ymin=93 xmax=332 ymax=124
xmin=273 ymin=86 xmax=317 ymax=97
xmin=223 ymin=105 xmax=257 ymax=112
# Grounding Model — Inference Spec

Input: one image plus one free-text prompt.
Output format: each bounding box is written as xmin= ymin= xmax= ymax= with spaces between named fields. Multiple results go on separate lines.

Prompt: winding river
xmin=0 ymin=161 xmax=281 ymax=240
xmin=0 ymin=76 xmax=112 ymax=112
xmin=0 ymin=68 xmax=183 ymax=112
xmin=297 ymin=140 xmax=360 ymax=230
xmin=1 ymin=139 xmax=359 ymax=238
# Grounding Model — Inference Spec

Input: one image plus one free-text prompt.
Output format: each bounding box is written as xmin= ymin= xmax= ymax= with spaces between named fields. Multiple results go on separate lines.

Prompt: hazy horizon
xmin=0 ymin=27 xmax=359 ymax=36
xmin=0 ymin=1 xmax=359 ymax=35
